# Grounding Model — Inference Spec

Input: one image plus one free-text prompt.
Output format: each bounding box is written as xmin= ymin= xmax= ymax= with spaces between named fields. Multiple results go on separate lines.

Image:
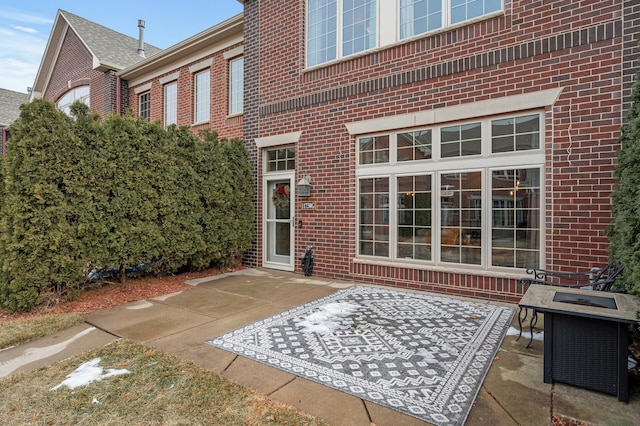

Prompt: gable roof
xmin=61 ymin=10 xmax=162 ymax=70
xmin=30 ymin=9 xmax=162 ymax=100
xmin=0 ymin=88 xmax=28 ymax=127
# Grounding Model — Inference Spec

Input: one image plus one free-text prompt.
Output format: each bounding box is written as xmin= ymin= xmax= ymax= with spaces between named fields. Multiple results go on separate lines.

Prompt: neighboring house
xmin=29 ymin=9 xmax=161 ymax=116
xmin=119 ymin=13 xmax=243 ymax=140
xmin=239 ymin=0 xmax=640 ymax=302
xmin=0 ymin=88 xmax=28 ymax=154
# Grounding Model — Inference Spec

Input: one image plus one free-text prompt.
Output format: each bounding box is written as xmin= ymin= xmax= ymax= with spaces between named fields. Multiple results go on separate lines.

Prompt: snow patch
xmin=506 ymin=326 xmax=544 ymax=341
xmin=126 ymin=301 xmax=153 ymax=310
xmin=415 ymin=349 xmax=440 ymax=364
xmin=0 ymin=327 xmax=96 ymax=378
xmin=51 ymin=358 xmax=130 ymax=391
xmin=297 ymin=302 xmax=361 ymax=334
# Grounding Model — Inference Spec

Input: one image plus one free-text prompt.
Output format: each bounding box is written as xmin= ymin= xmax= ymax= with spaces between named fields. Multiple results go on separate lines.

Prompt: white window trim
xmin=164 ymin=81 xmax=177 ymax=127
xmin=306 ymin=0 xmax=380 ymax=67
xmin=138 ymin=92 xmax=150 ymax=120
xmin=56 ymin=85 xmax=90 ymax=115
xmin=228 ymin=56 xmax=244 ymax=116
xmin=193 ymin=69 xmax=211 ymax=125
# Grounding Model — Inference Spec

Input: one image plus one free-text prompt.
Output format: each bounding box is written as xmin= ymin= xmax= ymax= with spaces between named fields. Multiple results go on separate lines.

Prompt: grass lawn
xmin=0 ymin=313 xmax=84 ymax=349
xmin=0 ymin=338 xmax=328 ymax=425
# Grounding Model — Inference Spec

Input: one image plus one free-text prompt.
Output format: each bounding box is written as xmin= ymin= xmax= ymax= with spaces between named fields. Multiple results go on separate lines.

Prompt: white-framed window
xmin=266 ymin=146 xmax=296 ymax=172
xmin=164 ymin=82 xmax=177 ymax=127
xmin=356 ymin=112 xmax=542 ymax=271
xmin=307 ymin=0 xmax=377 ymax=67
xmin=56 ymin=85 xmax=90 ymax=115
xmin=194 ymin=70 xmax=210 ymax=124
xmin=450 ymin=0 xmax=501 ymax=24
xmin=229 ymin=57 xmax=244 ymax=115
xmin=139 ymin=92 xmax=150 ymax=121
xmin=306 ymin=0 xmax=503 ymax=66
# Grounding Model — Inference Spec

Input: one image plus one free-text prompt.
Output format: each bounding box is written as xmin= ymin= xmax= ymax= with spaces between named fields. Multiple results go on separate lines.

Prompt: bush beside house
xmin=0 ymin=100 xmax=254 ymax=312
xmin=609 ymin=59 xmax=640 ymax=297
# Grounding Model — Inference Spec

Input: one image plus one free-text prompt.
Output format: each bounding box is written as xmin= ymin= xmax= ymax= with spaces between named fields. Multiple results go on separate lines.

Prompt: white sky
xmin=0 ymin=0 xmax=243 ymax=93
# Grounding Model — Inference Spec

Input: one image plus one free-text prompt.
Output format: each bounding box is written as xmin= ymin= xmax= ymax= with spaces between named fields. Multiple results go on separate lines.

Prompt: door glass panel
xmin=266 ymin=180 xmax=292 ymax=264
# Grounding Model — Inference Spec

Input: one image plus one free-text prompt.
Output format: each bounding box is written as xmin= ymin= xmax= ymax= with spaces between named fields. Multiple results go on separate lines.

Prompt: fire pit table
xmin=518 ymin=284 xmax=639 ymax=402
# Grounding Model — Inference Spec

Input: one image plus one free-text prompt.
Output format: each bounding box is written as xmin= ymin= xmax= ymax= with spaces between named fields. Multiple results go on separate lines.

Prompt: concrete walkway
xmin=1 ymin=268 xmax=638 ymax=425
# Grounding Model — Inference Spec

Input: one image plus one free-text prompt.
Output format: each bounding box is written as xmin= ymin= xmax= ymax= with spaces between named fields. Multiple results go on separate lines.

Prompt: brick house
xmin=119 ymin=14 xmax=244 ymax=140
xmin=0 ymin=88 xmax=28 ymax=155
xmin=239 ymin=0 xmax=640 ymax=302
xmin=29 ymin=9 xmax=161 ymax=116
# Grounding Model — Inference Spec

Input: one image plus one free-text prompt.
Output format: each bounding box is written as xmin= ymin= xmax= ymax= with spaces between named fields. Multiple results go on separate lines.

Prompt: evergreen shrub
xmin=0 ymin=100 xmax=254 ymax=312
xmin=608 ymin=58 xmax=640 ymax=296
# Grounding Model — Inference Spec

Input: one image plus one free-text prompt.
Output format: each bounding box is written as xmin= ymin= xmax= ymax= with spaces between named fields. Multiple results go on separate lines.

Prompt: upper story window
xmin=57 ymin=85 xmax=90 ymax=115
xmin=307 ymin=0 xmax=503 ymax=66
xmin=194 ymin=70 xmax=210 ymax=124
xmin=307 ymin=0 xmax=377 ymax=67
xmin=450 ymin=0 xmax=501 ymax=24
xmin=229 ymin=57 xmax=244 ymax=115
xmin=164 ymin=82 xmax=177 ymax=127
xmin=139 ymin=92 xmax=150 ymax=121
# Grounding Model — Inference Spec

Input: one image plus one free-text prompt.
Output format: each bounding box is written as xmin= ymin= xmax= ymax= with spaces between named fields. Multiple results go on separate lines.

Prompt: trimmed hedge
xmin=0 ymin=100 xmax=253 ymax=312
xmin=608 ymin=53 xmax=640 ymax=297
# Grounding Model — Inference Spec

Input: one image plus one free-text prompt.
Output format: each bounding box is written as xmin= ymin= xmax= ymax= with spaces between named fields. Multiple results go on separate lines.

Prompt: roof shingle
xmin=0 ymin=88 xmax=28 ymax=127
xmin=60 ymin=10 xmax=162 ymax=70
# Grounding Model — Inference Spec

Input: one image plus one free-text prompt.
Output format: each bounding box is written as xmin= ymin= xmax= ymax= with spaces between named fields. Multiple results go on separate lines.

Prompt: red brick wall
xmin=126 ymin=42 xmax=244 ymax=141
xmin=245 ymin=0 xmax=637 ymax=302
xmin=44 ymin=29 xmax=110 ymax=115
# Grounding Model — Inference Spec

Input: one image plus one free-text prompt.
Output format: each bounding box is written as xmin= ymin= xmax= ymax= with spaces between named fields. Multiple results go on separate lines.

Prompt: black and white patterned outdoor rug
xmin=206 ymin=285 xmax=514 ymax=426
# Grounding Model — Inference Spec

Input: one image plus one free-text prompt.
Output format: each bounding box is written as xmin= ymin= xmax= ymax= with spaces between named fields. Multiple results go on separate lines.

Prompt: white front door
xmin=264 ymin=173 xmax=295 ymax=270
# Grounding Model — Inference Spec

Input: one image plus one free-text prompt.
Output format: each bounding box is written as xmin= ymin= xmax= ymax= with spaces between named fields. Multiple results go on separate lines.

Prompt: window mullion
xmin=434 ymin=173 xmax=442 ymax=265
xmin=483 ymin=169 xmax=491 ymax=268
xmin=390 ymin=174 xmax=397 ymax=260
xmin=337 ymin=0 xmax=343 ymax=60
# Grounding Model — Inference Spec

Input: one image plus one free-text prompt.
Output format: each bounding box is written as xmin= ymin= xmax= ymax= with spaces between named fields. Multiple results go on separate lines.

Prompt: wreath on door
xmin=272 ymin=184 xmax=290 ymax=210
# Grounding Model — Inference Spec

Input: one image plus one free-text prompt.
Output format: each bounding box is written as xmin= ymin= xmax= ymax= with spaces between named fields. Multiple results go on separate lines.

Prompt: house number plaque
xmin=301 ymin=201 xmax=316 ymax=210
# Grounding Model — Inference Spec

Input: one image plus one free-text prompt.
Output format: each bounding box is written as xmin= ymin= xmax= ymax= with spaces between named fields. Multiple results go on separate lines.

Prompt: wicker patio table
xmin=518 ymin=284 xmax=639 ymax=402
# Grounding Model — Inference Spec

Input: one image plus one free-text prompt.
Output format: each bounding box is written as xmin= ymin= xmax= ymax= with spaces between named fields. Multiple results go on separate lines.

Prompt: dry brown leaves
xmin=0 ymin=266 xmax=242 ymax=323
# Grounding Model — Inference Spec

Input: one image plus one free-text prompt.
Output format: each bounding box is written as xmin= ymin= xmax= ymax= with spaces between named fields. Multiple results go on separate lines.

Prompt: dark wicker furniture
xmin=518 ymin=285 xmax=639 ymax=402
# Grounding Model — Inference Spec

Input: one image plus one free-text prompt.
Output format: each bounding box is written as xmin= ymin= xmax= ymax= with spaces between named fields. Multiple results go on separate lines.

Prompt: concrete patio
xmin=1 ymin=268 xmax=638 ymax=425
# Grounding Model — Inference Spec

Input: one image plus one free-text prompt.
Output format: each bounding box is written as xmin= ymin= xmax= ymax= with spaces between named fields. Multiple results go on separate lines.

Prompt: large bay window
xmin=357 ymin=112 xmax=542 ymax=271
xmin=307 ymin=0 xmax=503 ymax=66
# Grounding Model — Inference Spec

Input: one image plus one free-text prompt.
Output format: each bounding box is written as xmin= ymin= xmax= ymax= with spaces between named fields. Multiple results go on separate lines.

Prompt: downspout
xmin=116 ymin=75 xmax=121 ymax=115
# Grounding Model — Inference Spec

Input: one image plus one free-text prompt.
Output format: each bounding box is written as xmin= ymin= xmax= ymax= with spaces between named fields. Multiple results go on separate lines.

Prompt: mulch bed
xmin=0 ymin=266 xmax=242 ymax=322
